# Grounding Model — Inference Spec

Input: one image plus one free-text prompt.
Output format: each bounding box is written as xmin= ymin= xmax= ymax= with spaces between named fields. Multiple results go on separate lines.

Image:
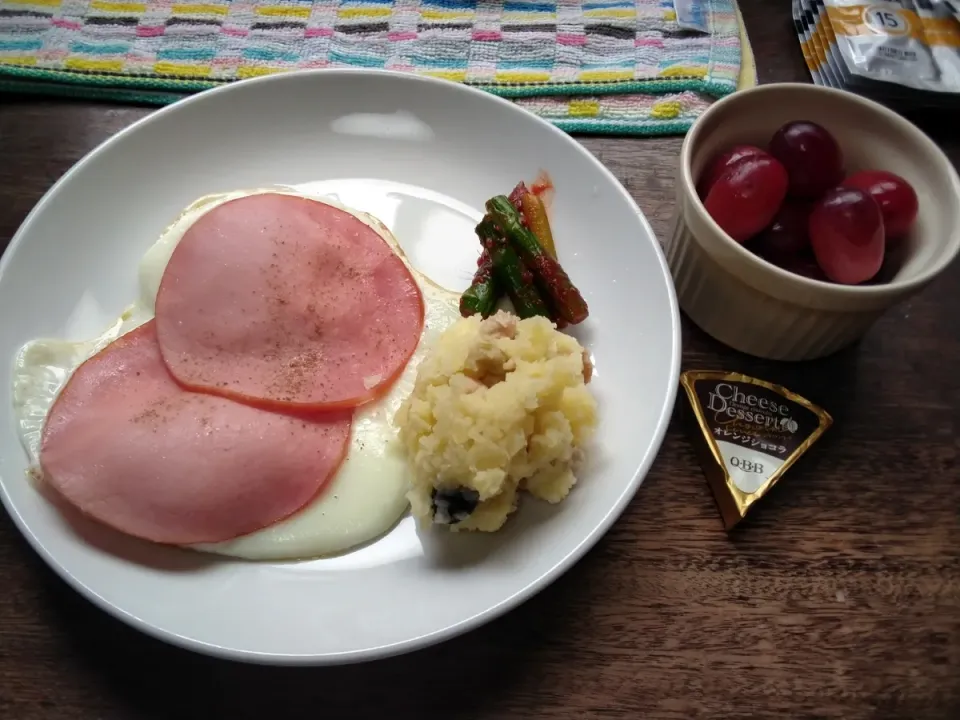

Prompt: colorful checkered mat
xmin=0 ymin=0 xmax=743 ymax=134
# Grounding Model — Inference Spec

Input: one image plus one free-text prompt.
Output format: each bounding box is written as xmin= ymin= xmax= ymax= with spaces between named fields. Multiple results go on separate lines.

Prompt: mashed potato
xmin=394 ymin=310 xmax=598 ymax=532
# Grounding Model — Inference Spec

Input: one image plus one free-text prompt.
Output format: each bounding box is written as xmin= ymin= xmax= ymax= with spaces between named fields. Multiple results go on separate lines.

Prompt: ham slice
xmin=39 ymin=321 xmax=352 ymax=545
xmin=155 ymin=193 xmax=425 ymax=410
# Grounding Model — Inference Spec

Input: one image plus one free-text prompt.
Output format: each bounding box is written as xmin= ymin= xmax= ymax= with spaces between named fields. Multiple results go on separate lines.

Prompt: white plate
xmin=0 ymin=70 xmax=680 ymax=664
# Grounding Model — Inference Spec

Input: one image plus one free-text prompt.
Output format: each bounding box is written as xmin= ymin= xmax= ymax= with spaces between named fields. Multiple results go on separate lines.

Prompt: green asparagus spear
xmin=485 ymin=196 xmax=589 ymax=325
xmin=491 ymin=244 xmax=551 ymax=320
xmin=476 ymin=217 xmax=550 ymax=320
xmin=459 ymin=249 xmax=499 ymax=318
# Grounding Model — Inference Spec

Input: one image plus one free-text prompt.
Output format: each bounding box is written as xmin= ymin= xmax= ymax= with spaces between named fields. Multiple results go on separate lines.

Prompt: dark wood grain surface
xmin=1 ymin=2 xmax=958 ymax=719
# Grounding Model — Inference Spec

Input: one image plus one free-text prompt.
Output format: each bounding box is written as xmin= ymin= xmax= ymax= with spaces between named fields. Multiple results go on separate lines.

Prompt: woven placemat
xmin=0 ymin=0 xmax=748 ymax=134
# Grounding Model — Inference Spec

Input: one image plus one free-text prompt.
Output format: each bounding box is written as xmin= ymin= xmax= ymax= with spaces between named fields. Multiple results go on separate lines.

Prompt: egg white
xmin=12 ymin=187 xmax=463 ymax=561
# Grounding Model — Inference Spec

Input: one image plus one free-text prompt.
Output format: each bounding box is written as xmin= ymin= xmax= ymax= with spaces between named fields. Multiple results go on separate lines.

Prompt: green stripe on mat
xmin=0 ymin=64 xmax=735 ymax=100
xmin=551 ymin=119 xmax=694 ymax=135
xmin=0 ymin=79 xmax=184 ymax=104
xmin=0 ymin=76 xmax=698 ymax=136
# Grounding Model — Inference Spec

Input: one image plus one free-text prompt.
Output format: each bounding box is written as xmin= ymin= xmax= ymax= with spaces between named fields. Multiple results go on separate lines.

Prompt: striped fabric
xmin=0 ymin=0 xmax=742 ymax=134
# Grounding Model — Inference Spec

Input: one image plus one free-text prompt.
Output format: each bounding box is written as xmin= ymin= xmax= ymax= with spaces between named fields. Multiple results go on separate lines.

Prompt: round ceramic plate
xmin=0 ymin=70 xmax=680 ymax=664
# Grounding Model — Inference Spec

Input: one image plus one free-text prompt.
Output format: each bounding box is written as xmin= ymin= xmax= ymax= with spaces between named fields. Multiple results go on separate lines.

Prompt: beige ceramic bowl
xmin=666 ymin=83 xmax=960 ymax=361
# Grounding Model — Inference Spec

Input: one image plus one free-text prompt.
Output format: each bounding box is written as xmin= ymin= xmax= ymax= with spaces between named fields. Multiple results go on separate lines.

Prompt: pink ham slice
xmin=39 ymin=321 xmax=352 ymax=545
xmin=155 ymin=193 xmax=425 ymax=411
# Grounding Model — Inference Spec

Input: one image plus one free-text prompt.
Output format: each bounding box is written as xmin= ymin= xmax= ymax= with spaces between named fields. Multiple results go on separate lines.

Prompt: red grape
xmin=697 ymin=144 xmax=767 ymax=198
xmin=842 ymin=169 xmax=918 ymax=241
xmin=769 ymin=121 xmax=844 ymax=198
xmin=703 ymin=155 xmax=789 ymax=243
xmin=749 ymin=200 xmax=812 ymax=263
xmin=808 ymin=187 xmax=885 ymax=285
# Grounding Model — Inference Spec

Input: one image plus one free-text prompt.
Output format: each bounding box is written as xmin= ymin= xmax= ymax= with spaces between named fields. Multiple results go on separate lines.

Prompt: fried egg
xmin=12 ymin=187 xmax=463 ymax=560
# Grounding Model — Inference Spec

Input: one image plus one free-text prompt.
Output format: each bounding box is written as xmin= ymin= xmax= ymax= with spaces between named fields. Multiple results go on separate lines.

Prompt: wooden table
xmin=1 ymin=2 xmax=958 ymax=718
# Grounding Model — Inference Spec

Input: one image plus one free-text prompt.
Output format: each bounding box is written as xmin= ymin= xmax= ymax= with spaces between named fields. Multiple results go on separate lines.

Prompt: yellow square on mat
xmin=494 ymin=71 xmax=551 ymax=83
xmin=568 ymin=99 xmax=600 ymax=118
xmin=651 ymin=100 xmax=681 ymax=119
xmin=154 ymin=62 xmax=212 ymax=77
xmin=579 ymin=70 xmax=634 ymax=83
xmin=424 ymin=70 xmax=468 ymax=82
xmin=65 ymin=58 xmax=124 ymax=72
xmin=237 ymin=66 xmax=282 ymax=79
xmin=256 ymin=5 xmax=311 ymax=17
xmin=421 ymin=9 xmax=473 ymax=21
xmin=583 ymin=8 xmax=634 ymax=18
xmin=659 ymin=66 xmax=708 ymax=79
xmin=337 ymin=7 xmax=391 ymax=19
xmin=89 ymin=1 xmax=147 ymax=12
xmin=171 ymin=4 xmax=230 ymax=15
xmin=0 ymin=56 xmax=37 ymax=66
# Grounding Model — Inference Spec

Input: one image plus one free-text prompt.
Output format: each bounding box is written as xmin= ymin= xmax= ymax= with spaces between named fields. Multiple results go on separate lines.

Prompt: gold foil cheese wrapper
xmin=680 ymin=370 xmax=832 ymax=530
